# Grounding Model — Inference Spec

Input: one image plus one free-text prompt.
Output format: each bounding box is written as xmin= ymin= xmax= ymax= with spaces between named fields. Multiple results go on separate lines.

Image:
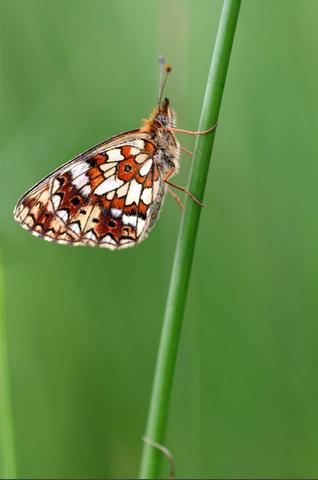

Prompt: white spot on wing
xmin=57 ymin=209 xmax=69 ymax=222
xmin=129 ymin=147 xmax=139 ymax=155
xmin=137 ymin=218 xmax=146 ymax=237
xmin=94 ymin=176 xmax=124 ymax=195
xmin=52 ymin=194 xmax=61 ymax=210
xmin=111 ymin=208 xmax=122 ymax=218
xmin=107 ymin=149 xmax=124 ymax=162
xmin=117 ymin=182 xmax=129 ymax=198
xmin=52 ymin=179 xmax=60 ymax=193
xmin=85 ymin=230 xmax=97 ymax=241
xmin=139 ymin=159 xmax=152 ymax=176
xmin=126 ymin=179 xmax=142 ymax=205
xmin=141 ymin=187 xmax=152 ymax=205
xmin=103 ymin=166 xmax=116 ymax=180
xmin=69 ymin=222 xmax=81 ymax=235
xmin=81 ymin=185 xmax=91 ymax=197
xmin=72 ymin=174 xmax=88 ymax=189
xmin=107 ymin=191 xmax=115 ymax=200
xmin=135 ymin=154 xmax=148 ymax=164
xmin=102 ymin=234 xmax=116 ymax=246
xmin=71 ymin=162 xmax=88 ymax=179
xmin=130 ymin=139 xmax=145 ymax=149
xmin=122 ymin=214 xmax=137 ymax=227
xmin=100 ymin=162 xmax=117 ymax=173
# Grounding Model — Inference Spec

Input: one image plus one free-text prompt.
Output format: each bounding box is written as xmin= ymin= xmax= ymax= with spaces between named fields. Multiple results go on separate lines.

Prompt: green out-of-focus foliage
xmin=1 ymin=0 xmax=318 ymax=477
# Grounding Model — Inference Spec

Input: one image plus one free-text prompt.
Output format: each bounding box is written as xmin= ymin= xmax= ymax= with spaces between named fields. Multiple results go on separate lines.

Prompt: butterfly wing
xmin=14 ymin=131 xmax=166 ymax=250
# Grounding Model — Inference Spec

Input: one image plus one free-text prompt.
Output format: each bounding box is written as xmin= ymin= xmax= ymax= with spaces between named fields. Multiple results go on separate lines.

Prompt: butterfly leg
xmin=168 ymin=186 xmax=185 ymax=210
xmin=164 ymin=168 xmax=205 ymax=207
xmin=180 ymin=145 xmax=193 ymax=157
xmin=169 ymin=123 xmax=218 ymax=136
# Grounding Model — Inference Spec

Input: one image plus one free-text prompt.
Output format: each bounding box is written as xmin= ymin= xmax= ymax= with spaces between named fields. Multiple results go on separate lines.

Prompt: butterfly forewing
xmin=14 ymin=131 xmax=165 ymax=250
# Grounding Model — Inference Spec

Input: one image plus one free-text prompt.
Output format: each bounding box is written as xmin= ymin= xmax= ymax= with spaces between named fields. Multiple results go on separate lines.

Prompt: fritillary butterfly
xmin=14 ymin=58 xmax=216 ymax=250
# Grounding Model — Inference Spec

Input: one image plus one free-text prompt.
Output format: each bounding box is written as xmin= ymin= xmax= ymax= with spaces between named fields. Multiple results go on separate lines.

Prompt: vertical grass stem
xmin=139 ymin=1 xmax=241 ymax=477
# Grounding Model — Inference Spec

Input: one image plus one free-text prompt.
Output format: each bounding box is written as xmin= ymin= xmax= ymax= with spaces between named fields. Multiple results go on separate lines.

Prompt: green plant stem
xmin=0 ymin=265 xmax=17 ymax=478
xmin=139 ymin=1 xmax=241 ymax=477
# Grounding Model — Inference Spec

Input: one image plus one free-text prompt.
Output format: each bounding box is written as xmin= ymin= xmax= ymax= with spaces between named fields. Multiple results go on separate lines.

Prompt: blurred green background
xmin=1 ymin=0 xmax=318 ymax=477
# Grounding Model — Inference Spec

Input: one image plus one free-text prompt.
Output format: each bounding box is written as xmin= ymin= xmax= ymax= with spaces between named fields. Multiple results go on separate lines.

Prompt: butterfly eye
xmin=124 ymin=164 xmax=132 ymax=172
xmin=156 ymin=113 xmax=168 ymax=126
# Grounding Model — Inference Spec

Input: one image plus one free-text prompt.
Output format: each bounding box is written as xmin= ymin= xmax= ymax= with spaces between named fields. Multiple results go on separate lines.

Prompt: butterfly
xmin=14 ymin=58 xmax=216 ymax=250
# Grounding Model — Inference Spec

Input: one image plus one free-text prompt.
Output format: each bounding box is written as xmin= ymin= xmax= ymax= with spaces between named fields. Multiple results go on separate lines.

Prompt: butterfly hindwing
xmin=14 ymin=131 xmax=166 ymax=250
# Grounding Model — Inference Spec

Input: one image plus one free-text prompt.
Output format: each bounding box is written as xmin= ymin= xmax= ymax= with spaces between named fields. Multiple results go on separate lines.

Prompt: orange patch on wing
xmin=95 ymin=207 xmax=121 ymax=242
xmin=101 ymin=198 xmax=111 ymax=210
xmin=95 ymin=215 xmax=107 ymax=238
xmin=93 ymin=154 xmax=108 ymax=165
xmin=144 ymin=141 xmax=155 ymax=154
xmin=117 ymin=157 xmax=140 ymax=181
xmin=123 ymin=204 xmax=138 ymax=216
xmin=121 ymin=146 xmax=131 ymax=158
xmin=136 ymin=166 xmax=153 ymax=184
xmin=57 ymin=173 xmax=83 ymax=209
xmin=88 ymin=166 xmax=104 ymax=189
xmin=33 ymin=207 xmax=54 ymax=231
xmin=138 ymin=202 xmax=148 ymax=216
xmin=144 ymin=171 xmax=153 ymax=188
xmin=105 ymin=216 xmax=121 ymax=242
xmin=112 ymin=196 xmax=125 ymax=210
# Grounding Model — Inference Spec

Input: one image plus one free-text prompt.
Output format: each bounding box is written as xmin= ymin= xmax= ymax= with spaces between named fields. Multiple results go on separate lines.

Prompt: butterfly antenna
xmin=157 ymin=55 xmax=172 ymax=108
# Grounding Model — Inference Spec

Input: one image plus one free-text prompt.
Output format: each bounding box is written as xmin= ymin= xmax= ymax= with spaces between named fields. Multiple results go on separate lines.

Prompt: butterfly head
xmin=155 ymin=97 xmax=176 ymax=128
xmin=142 ymin=98 xmax=176 ymax=133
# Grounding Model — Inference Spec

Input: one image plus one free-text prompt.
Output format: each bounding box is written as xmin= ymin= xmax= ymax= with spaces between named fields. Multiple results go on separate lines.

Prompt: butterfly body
xmin=14 ymin=98 xmax=181 ymax=250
